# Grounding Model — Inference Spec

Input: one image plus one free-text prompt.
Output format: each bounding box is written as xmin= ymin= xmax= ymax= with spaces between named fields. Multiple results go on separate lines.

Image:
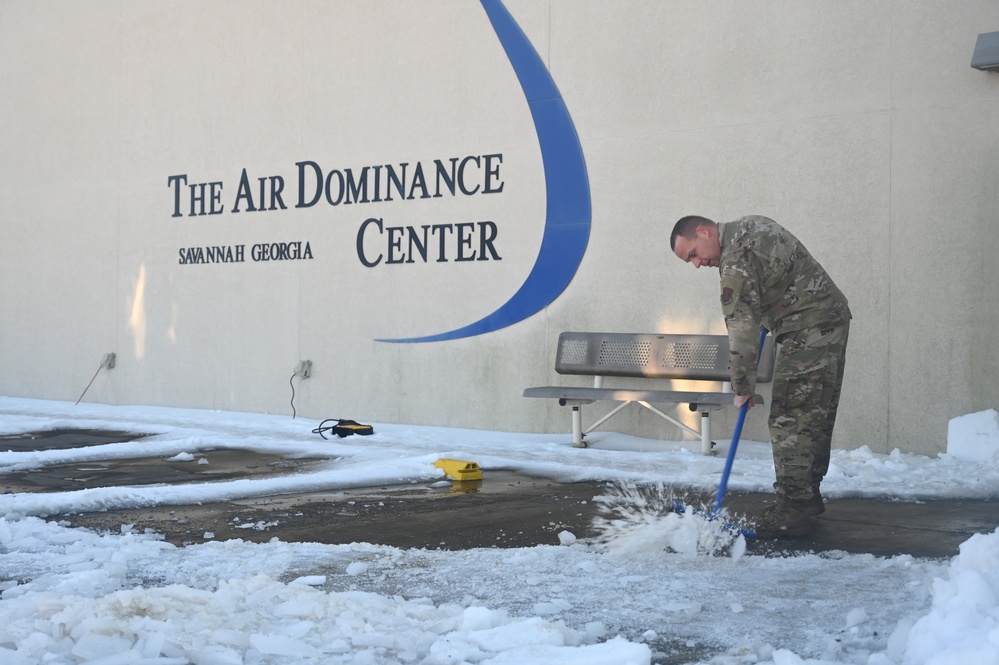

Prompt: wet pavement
xmin=2 ymin=429 xmax=996 ymax=558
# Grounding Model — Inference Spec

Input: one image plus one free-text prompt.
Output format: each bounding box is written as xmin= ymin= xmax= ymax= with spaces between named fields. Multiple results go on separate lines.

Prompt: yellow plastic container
xmin=433 ymin=458 xmax=483 ymax=481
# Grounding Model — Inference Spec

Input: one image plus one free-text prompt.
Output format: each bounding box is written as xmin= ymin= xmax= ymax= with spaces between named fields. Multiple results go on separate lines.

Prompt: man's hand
xmin=734 ymin=393 xmax=755 ymax=409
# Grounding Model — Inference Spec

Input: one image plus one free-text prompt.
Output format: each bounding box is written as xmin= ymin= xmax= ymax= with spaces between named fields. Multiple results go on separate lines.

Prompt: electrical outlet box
xmin=101 ymin=353 xmax=116 ymax=370
xmin=294 ymin=360 xmax=312 ymax=379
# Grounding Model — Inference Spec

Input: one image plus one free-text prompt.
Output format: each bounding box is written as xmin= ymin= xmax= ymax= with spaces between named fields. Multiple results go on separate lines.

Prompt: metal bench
xmin=523 ymin=332 xmax=775 ymax=451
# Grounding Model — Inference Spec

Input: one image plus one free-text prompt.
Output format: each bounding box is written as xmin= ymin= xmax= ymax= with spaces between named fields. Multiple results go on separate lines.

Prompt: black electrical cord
xmin=289 ymin=373 xmax=297 ymax=419
xmin=312 ymin=419 xmax=342 ymax=439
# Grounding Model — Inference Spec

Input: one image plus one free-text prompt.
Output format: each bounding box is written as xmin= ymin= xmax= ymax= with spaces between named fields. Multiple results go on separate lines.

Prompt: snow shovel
xmin=673 ymin=327 xmax=768 ymax=538
xmin=712 ymin=327 xmax=769 ymax=516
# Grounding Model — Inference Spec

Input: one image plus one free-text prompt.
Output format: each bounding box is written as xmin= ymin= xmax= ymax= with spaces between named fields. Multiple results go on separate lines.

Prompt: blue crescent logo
xmin=378 ymin=0 xmax=591 ymax=343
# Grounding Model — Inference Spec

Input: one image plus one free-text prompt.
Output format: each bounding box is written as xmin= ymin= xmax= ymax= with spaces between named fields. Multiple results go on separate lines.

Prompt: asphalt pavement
xmin=1 ymin=429 xmax=995 ymax=559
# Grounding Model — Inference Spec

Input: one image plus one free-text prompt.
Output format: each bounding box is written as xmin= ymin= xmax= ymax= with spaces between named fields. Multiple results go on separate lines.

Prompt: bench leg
xmin=585 ymin=401 xmax=632 ymax=437
xmin=567 ymin=401 xmax=716 ymax=454
xmin=700 ymin=411 xmax=712 ymax=455
xmin=572 ymin=406 xmax=585 ymax=448
xmin=636 ymin=401 xmax=705 ymax=446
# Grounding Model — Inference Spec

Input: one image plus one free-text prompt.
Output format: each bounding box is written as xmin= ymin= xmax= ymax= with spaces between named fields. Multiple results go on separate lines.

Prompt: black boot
xmin=753 ymin=498 xmax=810 ymax=538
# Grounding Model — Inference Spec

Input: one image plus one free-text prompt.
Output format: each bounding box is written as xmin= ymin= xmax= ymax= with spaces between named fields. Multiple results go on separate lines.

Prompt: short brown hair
xmin=670 ymin=216 xmax=715 ymax=251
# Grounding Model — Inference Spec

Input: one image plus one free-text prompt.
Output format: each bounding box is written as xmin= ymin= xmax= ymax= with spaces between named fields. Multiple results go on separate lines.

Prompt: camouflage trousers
xmin=768 ymin=321 xmax=850 ymax=502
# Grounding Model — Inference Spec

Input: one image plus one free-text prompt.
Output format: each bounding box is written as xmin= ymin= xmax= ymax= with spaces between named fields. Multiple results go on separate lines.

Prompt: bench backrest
xmin=554 ymin=332 xmax=775 ymax=382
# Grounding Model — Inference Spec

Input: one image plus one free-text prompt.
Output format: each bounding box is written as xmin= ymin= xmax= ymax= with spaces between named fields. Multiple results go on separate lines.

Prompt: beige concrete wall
xmin=1 ymin=0 xmax=997 ymax=455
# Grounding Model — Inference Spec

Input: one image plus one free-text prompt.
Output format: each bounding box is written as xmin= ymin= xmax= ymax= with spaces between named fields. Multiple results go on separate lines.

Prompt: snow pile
xmin=0 ymin=516 xmax=651 ymax=664
xmin=947 ymin=409 xmax=999 ymax=462
xmin=0 ymin=512 xmax=942 ymax=665
xmin=0 ymin=571 xmax=648 ymax=664
xmin=893 ymin=527 xmax=999 ymax=665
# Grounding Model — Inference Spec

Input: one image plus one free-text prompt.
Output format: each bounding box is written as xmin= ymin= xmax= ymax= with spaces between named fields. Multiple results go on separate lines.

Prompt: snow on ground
xmin=0 ymin=397 xmax=998 ymax=664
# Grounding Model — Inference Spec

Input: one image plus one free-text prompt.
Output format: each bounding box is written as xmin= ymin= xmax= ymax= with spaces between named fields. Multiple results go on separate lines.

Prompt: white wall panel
xmin=1 ymin=0 xmax=997 ymax=454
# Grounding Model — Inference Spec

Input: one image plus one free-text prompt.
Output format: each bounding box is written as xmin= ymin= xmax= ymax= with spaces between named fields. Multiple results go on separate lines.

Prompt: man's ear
xmin=696 ymin=225 xmax=710 ymax=239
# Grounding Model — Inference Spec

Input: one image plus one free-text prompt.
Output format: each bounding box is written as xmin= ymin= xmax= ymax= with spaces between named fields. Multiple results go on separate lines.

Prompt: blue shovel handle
xmin=711 ymin=327 xmax=768 ymax=516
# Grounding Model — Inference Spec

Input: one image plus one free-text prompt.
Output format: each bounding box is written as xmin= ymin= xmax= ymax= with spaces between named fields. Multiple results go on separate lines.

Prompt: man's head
xmin=671 ymin=215 xmax=721 ymax=269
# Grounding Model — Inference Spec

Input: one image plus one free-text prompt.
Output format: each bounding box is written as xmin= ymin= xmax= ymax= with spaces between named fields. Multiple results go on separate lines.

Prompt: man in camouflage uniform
xmin=670 ymin=215 xmax=851 ymax=537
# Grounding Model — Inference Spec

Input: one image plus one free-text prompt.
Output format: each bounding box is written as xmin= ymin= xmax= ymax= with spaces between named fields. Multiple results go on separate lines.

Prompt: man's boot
xmin=753 ymin=497 xmax=810 ymax=538
xmin=800 ymin=485 xmax=825 ymax=516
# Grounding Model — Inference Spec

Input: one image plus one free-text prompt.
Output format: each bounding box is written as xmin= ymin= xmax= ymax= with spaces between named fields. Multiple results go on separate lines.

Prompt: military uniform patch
xmin=721 ymin=287 xmax=734 ymax=305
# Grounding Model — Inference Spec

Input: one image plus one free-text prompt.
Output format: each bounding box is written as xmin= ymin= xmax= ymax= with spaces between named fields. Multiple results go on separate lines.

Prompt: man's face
xmin=673 ymin=226 xmax=720 ymax=269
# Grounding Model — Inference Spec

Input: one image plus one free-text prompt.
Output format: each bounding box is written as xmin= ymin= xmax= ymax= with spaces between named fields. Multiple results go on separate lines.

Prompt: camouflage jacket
xmin=718 ymin=215 xmax=851 ymax=395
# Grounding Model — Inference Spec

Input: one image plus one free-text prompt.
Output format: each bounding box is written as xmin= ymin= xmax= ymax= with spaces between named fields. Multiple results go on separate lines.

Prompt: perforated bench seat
xmin=524 ymin=332 xmax=774 ymax=450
